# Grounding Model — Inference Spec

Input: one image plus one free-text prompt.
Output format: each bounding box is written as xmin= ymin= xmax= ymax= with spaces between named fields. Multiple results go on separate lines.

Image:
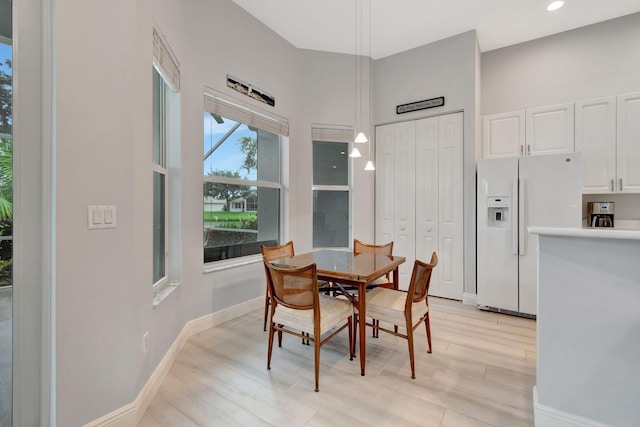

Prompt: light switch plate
xmin=88 ymin=205 xmax=117 ymax=229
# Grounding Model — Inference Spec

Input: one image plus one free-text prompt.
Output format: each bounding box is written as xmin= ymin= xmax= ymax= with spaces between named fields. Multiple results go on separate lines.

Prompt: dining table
xmin=272 ymin=249 xmax=406 ymax=376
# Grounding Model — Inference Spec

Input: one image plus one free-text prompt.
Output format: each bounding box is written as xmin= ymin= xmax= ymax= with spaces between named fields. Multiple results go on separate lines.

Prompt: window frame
xmin=152 ymin=67 xmax=169 ymax=290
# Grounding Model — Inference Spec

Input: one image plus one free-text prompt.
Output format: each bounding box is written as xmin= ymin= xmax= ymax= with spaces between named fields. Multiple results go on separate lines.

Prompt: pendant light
xmin=349 ymin=147 xmax=362 ymax=158
xmin=363 ymin=0 xmax=375 ymax=171
xmin=349 ymin=0 xmax=362 ymax=157
xmin=349 ymin=0 xmax=375 ymax=169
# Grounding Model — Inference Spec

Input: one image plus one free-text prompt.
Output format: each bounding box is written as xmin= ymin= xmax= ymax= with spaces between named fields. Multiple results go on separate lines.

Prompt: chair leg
xmin=425 ymin=312 xmax=432 ymax=353
xmin=278 ymin=328 xmax=283 ymax=347
xmin=351 ymin=314 xmax=358 ymax=357
xmin=263 ymin=293 xmax=270 ymax=332
xmin=348 ymin=316 xmax=354 ymax=361
xmin=314 ymin=333 xmax=321 ymax=392
xmin=267 ymin=321 xmax=275 ymax=370
xmin=407 ymin=319 xmax=416 ymax=379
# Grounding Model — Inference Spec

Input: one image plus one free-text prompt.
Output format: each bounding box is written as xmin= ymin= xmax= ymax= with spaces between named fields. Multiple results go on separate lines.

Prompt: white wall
xmin=482 ymin=12 xmax=640 ymax=115
xmin=293 ymin=49 xmax=375 ymax=252
xmin=373 ymin=30 xmax=479 ymax=295
xmin=54 ymin=0 xmax=373 ymax=424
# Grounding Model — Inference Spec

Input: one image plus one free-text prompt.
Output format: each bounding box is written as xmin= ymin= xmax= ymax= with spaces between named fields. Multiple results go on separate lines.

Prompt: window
xmin=152 ymin=27 xmax=180 ymax=290
xmin=203 ymin=91 xmax=288 ymax=264
xmin=312 ymin=127 xmax=351 ymax=248
xmin=152 ymin=68 xmax=167 ymax=285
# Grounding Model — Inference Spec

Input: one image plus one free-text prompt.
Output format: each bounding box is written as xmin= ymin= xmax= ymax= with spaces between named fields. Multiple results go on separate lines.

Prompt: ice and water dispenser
xmin=487 ymin=197 xmax=510 ymax=228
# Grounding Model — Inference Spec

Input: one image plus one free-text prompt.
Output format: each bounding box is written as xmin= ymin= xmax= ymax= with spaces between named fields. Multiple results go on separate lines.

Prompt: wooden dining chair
xmin=263 ymin=259 xmax=354 ymax=392
xmin=364 ymin=252 xmax=438 ymax=379
xmin=261 ymin=241 xmax=295 ymax=332
xmin=353 ymin=239 xmax=395 ymax=289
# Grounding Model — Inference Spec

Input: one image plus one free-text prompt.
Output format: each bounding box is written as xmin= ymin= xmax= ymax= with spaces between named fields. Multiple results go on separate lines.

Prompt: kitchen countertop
xmin=529 ymin=225 xmax=640 ymax=240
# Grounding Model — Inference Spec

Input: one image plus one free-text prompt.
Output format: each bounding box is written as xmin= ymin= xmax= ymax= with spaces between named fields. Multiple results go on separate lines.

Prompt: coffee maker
xmin=589 ymin=202 xmax=614 ymax=227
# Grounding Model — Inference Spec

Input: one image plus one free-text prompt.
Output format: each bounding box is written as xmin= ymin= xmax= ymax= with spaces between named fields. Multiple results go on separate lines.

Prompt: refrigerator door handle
xmin=511 ymin=178 xmax=518 ymax=255
xmin=519 ymin=178 xmax=526 ymax=256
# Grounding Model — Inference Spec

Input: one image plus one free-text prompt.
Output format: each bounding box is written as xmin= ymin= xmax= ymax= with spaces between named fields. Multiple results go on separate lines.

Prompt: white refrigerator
xmin=477 ymin=153 xmax=582 ymax=315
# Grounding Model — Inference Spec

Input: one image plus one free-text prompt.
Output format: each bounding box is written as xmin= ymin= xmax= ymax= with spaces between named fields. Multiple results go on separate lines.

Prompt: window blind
xmin=311 ymin=125 xmax=353 ymax=143
xmin=204 ymin=90 xmax=289 ymax=137
xmin=153 ymin=26 xmax=180 ymax=92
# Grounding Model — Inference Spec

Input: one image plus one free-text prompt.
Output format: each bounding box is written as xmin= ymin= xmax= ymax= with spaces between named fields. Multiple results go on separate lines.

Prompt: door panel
xmin=375 ymin=125 xmax=395 ymax=244
xmin=575 ymin=97 xmax=616 ymax=194
xmin=526 ymin=103 xmax=575 ymax=156
xmin=393 ymin=122 xmax=415 ymax=290
xmin=477 ymin=157 xmax=519 ymax=312
xmin=518 ymin=153 xmax=582 ymax=315
xmin=415 ymin=117 xmax=438 ymax=291
xmin=483 ymin=111 xmax=524 ymax=159
xmin=437 ymin=113 xmax=464 ymax=299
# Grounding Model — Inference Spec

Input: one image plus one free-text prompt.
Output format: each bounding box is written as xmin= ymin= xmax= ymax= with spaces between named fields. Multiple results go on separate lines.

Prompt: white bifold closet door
xmin=375 ymin=112 xmax=463 ymax=298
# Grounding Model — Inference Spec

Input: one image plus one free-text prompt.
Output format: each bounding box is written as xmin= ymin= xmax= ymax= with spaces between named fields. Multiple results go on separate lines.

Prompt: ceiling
xmin=232 ymin=0 xmax=640 ymax=59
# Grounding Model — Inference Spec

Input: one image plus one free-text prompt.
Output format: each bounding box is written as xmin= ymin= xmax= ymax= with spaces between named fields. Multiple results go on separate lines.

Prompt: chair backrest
xmin=263 ymin=260 xmax=319 ymax=312
xmin=406 ymin=252 xmax=438 ymax=312
xmin=261 ymin=241 xmax=295 ymax=262
xmin=353 ymin=239 xmax=393 ymax=256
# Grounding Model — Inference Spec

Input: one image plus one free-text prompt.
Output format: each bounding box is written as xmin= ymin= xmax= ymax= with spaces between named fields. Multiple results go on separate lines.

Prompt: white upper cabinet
xmin=575 ymin=96 xmax=617 ymax=193
xmin=525 ymin=102 xmax=575 ymax=156
xmin=617 ymin=92 xmax=640 ymax=193
xmin=483 ymin=103 xmax=574 ymax=159
xmin=483 ymin=111 xmax=525 ymax=159
xmin=575 ymin=92 xmax=640 ymax=194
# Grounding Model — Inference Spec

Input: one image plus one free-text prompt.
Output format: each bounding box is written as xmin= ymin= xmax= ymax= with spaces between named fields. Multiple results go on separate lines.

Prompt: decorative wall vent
xmin=396 ymin=97 xmax=444 ymax=114
xmin=226 ymin=75 xmax=275 ymax=107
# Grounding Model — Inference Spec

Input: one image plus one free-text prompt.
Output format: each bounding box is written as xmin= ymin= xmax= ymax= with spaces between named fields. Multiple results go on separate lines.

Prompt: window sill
xmin=203 ymin=254 xmax=263 ymax=274
xmin=153 ymin=282 xmax=181 ymax=308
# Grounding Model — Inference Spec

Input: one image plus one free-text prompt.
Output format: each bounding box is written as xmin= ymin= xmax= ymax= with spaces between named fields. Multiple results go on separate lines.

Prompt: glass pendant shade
xmin=354 ymin=131 xmax=368 ymax=143
xmin=349 ymin=147 xmax=362 ymax=158
xmin=364 ymin=160 xmax=375 ymax=171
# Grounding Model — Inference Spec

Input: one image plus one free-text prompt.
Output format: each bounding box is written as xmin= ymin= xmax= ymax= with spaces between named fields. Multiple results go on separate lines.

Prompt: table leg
xmin=393 ymin=267 xmax=399 ymax=333
xmin=358 ymin=283 xmax=366 ymax=376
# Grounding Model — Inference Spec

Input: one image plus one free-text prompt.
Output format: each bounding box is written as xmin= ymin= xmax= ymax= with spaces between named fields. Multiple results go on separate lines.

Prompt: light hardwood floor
xmin=139 ymin=297 xmax=536 ymax=427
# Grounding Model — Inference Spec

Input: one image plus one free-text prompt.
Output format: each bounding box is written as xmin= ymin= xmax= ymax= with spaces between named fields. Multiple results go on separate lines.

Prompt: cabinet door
xmin=483 ymin=111 xmax=525 ymax=159
xmin=415 ymin=117 xmax=439 ymax=291
xmin=375 ymin=124 xmax=396 ymax=244
xmin=575 ymin=97 xmax=616 ymax=194
xmin=617 ymin=92 xmax=640 ymax=193
xmin=393 ymin=122 xmax=416 ymax=290
xmin=436 ymin=112 xmax=464 ymax=300
xmin=526 ymin=102 xmax=574 ymax=156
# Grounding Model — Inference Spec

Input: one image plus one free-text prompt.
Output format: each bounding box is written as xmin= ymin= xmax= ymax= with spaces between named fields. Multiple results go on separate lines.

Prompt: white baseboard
xmin=533 ymin=386 xmax=611 ymax=427
xmin=462 ymin=292 xmax=477 ymax=306
xmin=83 ymin=296 xmax=264 ymax=427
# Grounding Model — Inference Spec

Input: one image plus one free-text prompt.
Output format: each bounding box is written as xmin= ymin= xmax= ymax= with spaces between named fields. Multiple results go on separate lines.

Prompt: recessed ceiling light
xmin=547 ymin=1 xmax=564 ymax=11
